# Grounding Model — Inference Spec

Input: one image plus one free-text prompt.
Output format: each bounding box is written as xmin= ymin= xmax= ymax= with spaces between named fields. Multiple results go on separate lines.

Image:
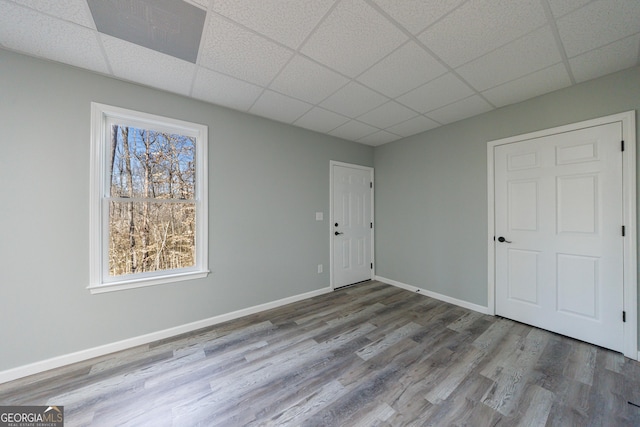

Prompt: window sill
xmin=88 ymin=270 xmax=210 ymax=294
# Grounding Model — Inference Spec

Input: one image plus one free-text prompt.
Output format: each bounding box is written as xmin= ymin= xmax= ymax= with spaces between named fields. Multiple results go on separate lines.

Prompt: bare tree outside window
xmin=108 ymin=125 xmax=197 ymax=276
xmin=90 ymin=103 xmax=208 ymax=292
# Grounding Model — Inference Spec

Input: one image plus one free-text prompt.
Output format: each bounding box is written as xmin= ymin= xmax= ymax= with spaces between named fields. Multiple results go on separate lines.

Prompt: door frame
xmin=330 ymin=161 xmax=375 ymax=290
xmin=487 ymin=111 xmax=637 ymax=359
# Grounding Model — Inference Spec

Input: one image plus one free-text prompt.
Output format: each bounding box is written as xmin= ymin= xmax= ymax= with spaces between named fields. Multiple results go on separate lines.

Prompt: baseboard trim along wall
xmin=0 ymin=286 xmax=332 ymax=385
xmin=375 ymin=276 xmax=491 ymax=315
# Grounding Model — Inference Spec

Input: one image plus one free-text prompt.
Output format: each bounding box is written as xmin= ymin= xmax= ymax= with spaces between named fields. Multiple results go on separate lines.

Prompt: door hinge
xmin=622 ymin=225 xmax=626 ymax=236
xmin=370 ymin=222 xmax=373 ymax=229
xmin=370 ymin=263 xmax=373 ymax=269
xmin=621 ymin=140 xmax=625 ymax=151
xmin=370 ymin=182 xmax=373 ymax=189
xmin=623 ymin=311 xmax=626 ymax=322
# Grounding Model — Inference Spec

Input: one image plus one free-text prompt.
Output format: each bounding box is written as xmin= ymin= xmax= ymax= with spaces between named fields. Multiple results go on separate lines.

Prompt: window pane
xmin=108 ymin=201 xmax=196 ymax=276
xmin=109 ymin=125 xmax=196 ymax=200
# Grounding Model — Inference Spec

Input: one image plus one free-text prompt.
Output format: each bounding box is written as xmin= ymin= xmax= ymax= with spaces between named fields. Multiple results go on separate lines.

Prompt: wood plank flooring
xmin=2 ymin=281 xmax=640 ymax=426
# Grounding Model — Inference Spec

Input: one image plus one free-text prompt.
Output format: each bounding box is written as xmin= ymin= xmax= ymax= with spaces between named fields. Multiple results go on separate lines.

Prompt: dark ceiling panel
xmin=88 ymin=0 xmax=205 ymax=63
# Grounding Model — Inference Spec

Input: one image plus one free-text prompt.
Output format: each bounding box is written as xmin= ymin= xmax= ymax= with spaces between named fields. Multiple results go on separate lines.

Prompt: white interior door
xmin=494 ymin=122 xmax=624 ymax=352
xmin=331 ymin=163 xmax=373 ymax=288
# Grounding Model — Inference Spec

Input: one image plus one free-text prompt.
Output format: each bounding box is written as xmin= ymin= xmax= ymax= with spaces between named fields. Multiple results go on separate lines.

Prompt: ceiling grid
xmin=1 ymin=0 xmax=638 ymax=146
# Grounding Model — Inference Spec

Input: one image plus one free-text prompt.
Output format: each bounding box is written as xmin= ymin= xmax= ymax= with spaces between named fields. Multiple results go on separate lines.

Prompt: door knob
xmin=335 ymin=231 xmax=343 ymax=236
xmin=497 ymin=236 xmax=512 ymax=243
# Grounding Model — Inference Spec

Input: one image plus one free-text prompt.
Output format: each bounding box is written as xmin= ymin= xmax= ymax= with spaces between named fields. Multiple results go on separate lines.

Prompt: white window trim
xmin=89 ymin=102 xmax=209 ymax=294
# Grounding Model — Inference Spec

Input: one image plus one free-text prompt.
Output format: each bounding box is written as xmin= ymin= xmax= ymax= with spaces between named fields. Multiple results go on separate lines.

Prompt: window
xmin=89 ymin=103 xmax=208 ymax=293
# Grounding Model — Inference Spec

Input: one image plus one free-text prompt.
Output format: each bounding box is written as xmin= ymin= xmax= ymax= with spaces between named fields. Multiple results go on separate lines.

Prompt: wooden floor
xmin=2 ymin=281 xmax=640 ymax=426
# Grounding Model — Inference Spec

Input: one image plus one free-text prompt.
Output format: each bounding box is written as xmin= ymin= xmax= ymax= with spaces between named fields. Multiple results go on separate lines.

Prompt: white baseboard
xmin=0 ymin=286 xmax=332 ymax=385
xmin=375 ymin=276 xmax=491 ymax=315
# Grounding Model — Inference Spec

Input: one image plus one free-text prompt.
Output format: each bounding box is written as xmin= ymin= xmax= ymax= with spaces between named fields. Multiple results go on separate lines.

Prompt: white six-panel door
xmin=331 ymin=162 xmax=373 ymax=288
xmin=494 ymin=122 xmax=624 ymax=352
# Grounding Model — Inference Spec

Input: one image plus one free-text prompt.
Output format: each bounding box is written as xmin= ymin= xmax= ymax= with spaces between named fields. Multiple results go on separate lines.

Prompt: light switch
xmin=315 ymin=212 xmax=323 ymax=221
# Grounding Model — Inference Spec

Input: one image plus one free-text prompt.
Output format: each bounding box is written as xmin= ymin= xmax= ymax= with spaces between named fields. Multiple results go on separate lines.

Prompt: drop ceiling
xmin=1 ymin=0 xmax=639 ymax=146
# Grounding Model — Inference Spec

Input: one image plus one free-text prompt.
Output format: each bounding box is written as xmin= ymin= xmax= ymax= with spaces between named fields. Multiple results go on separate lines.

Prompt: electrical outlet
xmin=317 ymin=264 xmax=323 ymax=274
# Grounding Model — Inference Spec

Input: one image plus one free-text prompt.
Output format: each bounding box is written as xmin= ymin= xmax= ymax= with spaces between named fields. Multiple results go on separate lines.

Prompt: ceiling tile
xmin=457 ymin=26 xmax=562 ymax=91
xmin=419 ymin=0 xmax=547 ymax=67
xmin=294 ymin=107 xmax=349 ymax=134
xmin=199 ymin=15 xmax=293 ymax=86
xmin=385 ymin=115 xmax=440 ymax=138
xmin=569 ymin=34 xmax=640 ymax=83
xmin=357 ymin=41 xmax=447 ymax=98
xmin=329 ymin=120 xmax=378 ymax=141
xmin=185 ymin=0 xmax=208 ymax=10
xmin=557 ymin=0 xmax=640 ymax=57
xmin=269 ymin=55 xmax=349 ymax=104
xmin=192 ymin=67 xmax=263 ymax=111
xmin=546 ymin=0 xmax=591 ymax=18
xmin=9 ymin=0 xmax=95 ymax=27
xmin=101 ymin=34 xmax=195 ymax=96
xmin=249 ymin=90 xmax=313 ymax=124
xmin=397 ymin=73 xmax=474 ymax=113
xmin=301 ymin=0 xmax=407 ymax=77
xmin=370 ymin=0 xmax=465 ymax=34
xmin=426 ymin=95 xmax=493 ymax=125
xmin=357 ymin=101 xmax=417 ymax=129
xmin=0 ymin=2 xmax=108 ymax=73
xmin=357 ymin=130 xmax=399 ymax=146
xmin=212 ymin=0 xmax=335 ymax=49
xmin=87 ymin=0 xmax=205 ymax=64
xmin=482 ymin=63 xmax=571 ymax=107
xmin=320 ymin=81 xmax=387 ymax=118
xmin=4 ymin=0 xmax=639 ymax=146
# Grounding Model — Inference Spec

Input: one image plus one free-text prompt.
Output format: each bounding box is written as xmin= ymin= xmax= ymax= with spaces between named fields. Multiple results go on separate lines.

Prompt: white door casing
xmin=330 ymin=161 xmax=374 ymax=289
xmin=487 ymin=111 xmax=637 ymax=359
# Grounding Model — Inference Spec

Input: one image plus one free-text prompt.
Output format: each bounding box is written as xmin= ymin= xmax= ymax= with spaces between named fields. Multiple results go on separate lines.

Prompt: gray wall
xmin=0 ymin=49 xmax=373 ymax=372
xmin=374 ymin=66 xmax=640 ymax=312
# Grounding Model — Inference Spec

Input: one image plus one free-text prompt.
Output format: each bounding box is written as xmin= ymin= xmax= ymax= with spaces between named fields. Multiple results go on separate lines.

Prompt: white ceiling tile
xmin=357 ymin=130 xmax=400 ymax=146
xmin=357 ymin=42 xmax=448 ymax=98
xmin=482 ymin=63 xmax=572 ymax=107
xmin=457 ymin=26 xmax=562 ymax=91
xmin=569 ymin=34 xmax=640 ymax=83
xmin=426 ymin=95 xmax=493 ymax=124
xmin=199 ymin=15 xmax=293 ymax=86
xmin=329 ymin=120 xmax=378 ymax=141
xmin=212 ymin=0 xmax=335 ymax=49
xmin=9 ymin=0 xmax=95 ymax=27
xmin=249 ymin=90 xmax=313 ymax=124
xmin=397 ymin=73 xmax=474 ymax=113
xmin=546 ymin=0 xmax=591 ymax=18
xmin=557 ymin=0 xmax=640 ymax=57
xmin=4 ymin=0 xmax=638 ymax=143
xmin=192 ymin=67 xmax=263 ymax=111
xmin=293 ymin=107 xmax=349 ymax=133
xmin=0 ymin=2 xmax=108 ymax=73
xmin=357 ymin=101 xmax=417 ymax=129
xmin=419 ymin=0 xmax=547 ymax=67
xmin=101 ymin=34 xmax=195 ymax=96
xmin=301 ymin=0 xmax=407 ymax=77
xmin=269 ymin=55 xmax=349 ymax=104
xmin=320 ymin=81 xmax=387 ymax=118
xmin=370 ymin=0 xmax=465 ymax=34
xmin=385 ymin=115 xmax=440 ymax=138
